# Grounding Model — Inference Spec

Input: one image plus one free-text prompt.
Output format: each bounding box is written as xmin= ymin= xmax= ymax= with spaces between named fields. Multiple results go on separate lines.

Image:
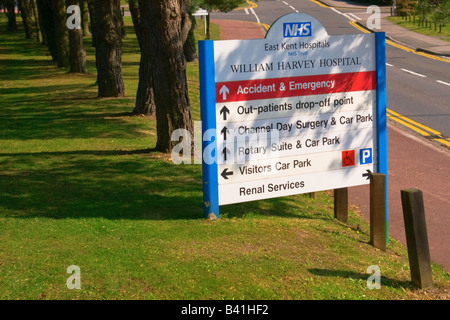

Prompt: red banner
xmin=215 ymin=71 xmax=376 ymax=103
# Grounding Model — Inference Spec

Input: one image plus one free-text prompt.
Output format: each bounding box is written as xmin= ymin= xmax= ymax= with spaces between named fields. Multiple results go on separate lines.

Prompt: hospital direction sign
xmin=199 ymin=13 xmax=387 ymax=218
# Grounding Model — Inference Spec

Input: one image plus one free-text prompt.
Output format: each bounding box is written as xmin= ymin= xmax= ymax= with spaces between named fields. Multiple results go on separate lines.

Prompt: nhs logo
xmin=283 ymin=22 xmax=312 ymax=37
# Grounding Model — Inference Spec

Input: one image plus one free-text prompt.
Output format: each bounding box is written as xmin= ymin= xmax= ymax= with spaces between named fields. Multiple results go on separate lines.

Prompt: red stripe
xmin=215 ymin=71 xmax=376 ymax=103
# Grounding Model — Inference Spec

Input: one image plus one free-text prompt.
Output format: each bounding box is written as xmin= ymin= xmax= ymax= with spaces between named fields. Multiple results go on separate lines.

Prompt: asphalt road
xmin=212 ymin=0 xmax=450 ymax=140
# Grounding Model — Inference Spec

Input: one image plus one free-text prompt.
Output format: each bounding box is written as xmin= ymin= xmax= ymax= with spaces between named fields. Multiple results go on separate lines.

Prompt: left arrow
xmin=221 ymin=168 xmax=233 ymax=180
xmin=219 ymin=85 xmax=230 ymax=100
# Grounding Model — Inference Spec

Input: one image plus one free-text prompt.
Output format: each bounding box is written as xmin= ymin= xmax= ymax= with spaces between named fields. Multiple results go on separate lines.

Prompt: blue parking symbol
xmin=360 ymin=148 xmax=373 ymax=164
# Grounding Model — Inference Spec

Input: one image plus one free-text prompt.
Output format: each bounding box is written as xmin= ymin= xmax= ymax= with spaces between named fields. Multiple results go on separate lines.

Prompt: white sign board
xmin=192 ymin=8 xmax=208 ymax=16
xmin=200 ymin=13 xmax=387 ymax=217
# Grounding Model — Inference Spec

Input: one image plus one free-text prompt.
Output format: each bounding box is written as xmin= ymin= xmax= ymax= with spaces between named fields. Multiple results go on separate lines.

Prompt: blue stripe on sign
xmin=375 ymin=32 xmax=388 ymax=240
xmin=199 ymin=40 xmax=220 ymax=219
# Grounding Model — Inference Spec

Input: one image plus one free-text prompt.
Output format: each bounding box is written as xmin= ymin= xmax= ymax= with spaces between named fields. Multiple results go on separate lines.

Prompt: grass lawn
xmin=0 ymin=17 xmax=449 ymax=300
xmin=386 ymin=16 xmax=450 ymax=42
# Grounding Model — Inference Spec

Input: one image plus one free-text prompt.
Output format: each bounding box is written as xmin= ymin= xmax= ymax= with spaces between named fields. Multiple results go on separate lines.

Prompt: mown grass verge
xmin=0 ymin=17 xmax=449 ymax=300
xmin=386 ymin=16 xmax=450 ymax=42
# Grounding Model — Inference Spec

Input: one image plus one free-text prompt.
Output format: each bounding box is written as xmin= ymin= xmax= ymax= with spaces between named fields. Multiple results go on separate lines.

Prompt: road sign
xmin=192 ymin=8 xmax=208 ymax=34
xmin=192 ymin=8 xmax=208 ymax=17
xmin=199 ymin=13 xmax=387 ymax=218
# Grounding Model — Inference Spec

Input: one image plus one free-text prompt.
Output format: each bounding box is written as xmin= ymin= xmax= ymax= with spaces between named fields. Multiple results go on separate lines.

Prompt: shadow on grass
xmin=0 ymin=148 xmax=326 ymax=222
xmin=0 ymin=51 xmax=140 ymax=140
xmin=308 ymin=268 xmax=414 ymax=289
xmin=0 ymin=81 xmax=144 ymax=140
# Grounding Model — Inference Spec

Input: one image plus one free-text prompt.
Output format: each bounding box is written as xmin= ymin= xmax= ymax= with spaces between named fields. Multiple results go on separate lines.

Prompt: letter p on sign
xmin=360 ymin=148 xmax=373 ymax=165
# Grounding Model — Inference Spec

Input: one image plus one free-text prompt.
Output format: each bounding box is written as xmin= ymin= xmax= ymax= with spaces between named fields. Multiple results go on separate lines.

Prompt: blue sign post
xmin=375 ymin=32 xmax=389 ymax=241
xmin=199 ymin=40 xmax=219 ymax=219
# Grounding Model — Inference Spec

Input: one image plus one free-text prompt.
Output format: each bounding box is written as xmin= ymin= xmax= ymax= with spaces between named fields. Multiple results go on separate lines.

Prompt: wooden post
xmin=370 ymin=173 xmax=386 ymax=251
xmin=401 ymin=189 xmax=433 ymax=289
xmin=334 ymin=188 xmax=348 ymax=223
xmin=306 ymin=192 xmax=315 ymax=199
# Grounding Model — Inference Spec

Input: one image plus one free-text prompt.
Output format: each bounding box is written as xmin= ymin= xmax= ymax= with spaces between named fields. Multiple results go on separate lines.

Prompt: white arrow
xmin=219 ymin=85 xmax=230 ymax=100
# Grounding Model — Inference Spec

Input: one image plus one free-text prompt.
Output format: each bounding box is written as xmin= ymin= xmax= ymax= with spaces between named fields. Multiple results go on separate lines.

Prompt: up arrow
xmin=220 ymin=106 xmax=230 ymax=121
xmin=221 ymin=127 xmax=230 ymax=140
xmin=222 ymin=147 xmax=231 ymax=161
xmin=219 ymin=85 xmax=230 ymax=100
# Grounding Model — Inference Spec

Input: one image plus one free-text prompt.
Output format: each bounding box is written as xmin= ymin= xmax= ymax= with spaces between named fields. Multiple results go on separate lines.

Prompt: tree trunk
xmin=18 ymin=0 xmax=35 ymax=39
xmin=139 ymin=0 xmax=193 ymax=152
xmin=181 ymin=0 xmax=196 ymax=62
xmin=79 ymin=0 xmax=91 ymax=36
xmin=128 ymin=0 xmax=141 ymax=48
xmin=94 ymin=0 xmax=125 ymax=97
xmin=134 ymin=54 xmax=156 ymax=116
xmin=183 ymin=12 xmax=197 ymax=62
xmin=66 ymin=0 xmax=87 ymax=73
xmin=119 ymin=6 xmax=126 ymax=40
xmin=87 ymin=0 xmax=97 ymax=47
xmin=180 ymin=0 xmax=191 ymax=45
xmin=37 ymin=0 xmax=58 ymax=60
xmin=129 ymin=0 xmax=155 ymax=116
xmin=68 ymin=28 xmax=87 ymax=73
xmin=30 ymin=0 xmax=41 ymax=42
xmin=52 ymin=0 xmax=70 ymax=67
xmin=5 ymin=0 xmax=18 ymax=31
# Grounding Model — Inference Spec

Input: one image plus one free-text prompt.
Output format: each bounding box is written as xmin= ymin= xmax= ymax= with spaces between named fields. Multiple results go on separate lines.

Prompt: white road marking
xmin=436 ymin=80 xmax=450 ymax=86
xmin=347 ymin=13 xmax=362 ymax=20
xmin=386 ymin=63 xmax=394 ymax=67
xmin=330 ymin=7 xmax=341 ymax=14
xmin=401 ymin=68 xmax=427 ymax=78
xmin=329 ymin=7 xmax=359 ymax=21
xmin=244 ymin=8 xmax=249 ymax=15
xmin=250 ymin=7 xmax=260 ymax=24
xmin=342 ymin=13 xmax=355 ymax=20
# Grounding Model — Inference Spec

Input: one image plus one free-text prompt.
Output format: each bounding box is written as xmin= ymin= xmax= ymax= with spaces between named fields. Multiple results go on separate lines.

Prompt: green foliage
xmin=397 ymin=0 xmax=418 ymax=14
xmin=416 ymin=0 xmax=433 ymax=18
xmin=394 ymin=0 xmax=450 ymax=33
xmin=431 ymin=0 xmax=450 ymax=24
xmin=191 ymin=0 xmax=244 ymax=12
xmin=350 ymin=0 xmax=393 ymax=5
xmin=400 ymin=0 xmax=450 ymax=22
